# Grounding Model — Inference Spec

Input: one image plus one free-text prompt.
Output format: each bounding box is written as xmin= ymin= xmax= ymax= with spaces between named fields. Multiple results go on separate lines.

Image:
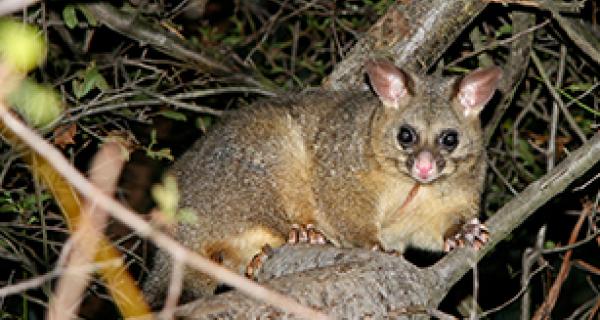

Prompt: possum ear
xmin=365 ymin=59 xmax=412 ymax=109
xmin=455 ymin=66 xmax=502 ymax=118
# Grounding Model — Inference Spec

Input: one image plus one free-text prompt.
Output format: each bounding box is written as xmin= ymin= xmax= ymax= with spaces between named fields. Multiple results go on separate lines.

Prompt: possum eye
xmin=397 ymin=125 xmax=417 ymax=148
xmin=438 ymin=129 xmax=459 ymax=151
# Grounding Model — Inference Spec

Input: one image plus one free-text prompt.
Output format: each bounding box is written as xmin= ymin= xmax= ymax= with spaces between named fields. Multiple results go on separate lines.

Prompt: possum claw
xmin=288 ymin=224 xmax=327 ymax=245
xmin=444 ymin=218 xmax=489 ymax=252
xmin=245 ymin=244 xmax=274 ymax=279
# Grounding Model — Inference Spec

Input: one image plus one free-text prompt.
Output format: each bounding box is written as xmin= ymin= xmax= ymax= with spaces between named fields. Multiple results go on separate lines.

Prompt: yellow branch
xmin=0 ymin=122 xmax=151 ymax=318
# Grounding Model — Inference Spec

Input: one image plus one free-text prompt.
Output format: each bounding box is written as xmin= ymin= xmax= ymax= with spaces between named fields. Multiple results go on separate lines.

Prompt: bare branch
xmin=484 ymin=13 xmax=537 ymax=143
xmin=0 ymin=0 xmax=39 ymax=15
xmin=532 ymin=203 xmax=591 ymax=320
xmin=48 ymin=141 xmax=127 ymax=319
xmin=433 ymin=132 xmax=600 ymax=297
xmin=82 ymin=3 xmax=232 ymax=74
xmin=323 ymin=0 xmax=488 ymax=89
xmin=176 ymin=246 xmax=439 ymax=319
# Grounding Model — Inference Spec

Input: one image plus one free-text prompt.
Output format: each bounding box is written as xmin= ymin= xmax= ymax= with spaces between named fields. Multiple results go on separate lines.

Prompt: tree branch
xmin=433 ymin=132 xmax=600 ymax=296
xmin=323 ymin=0 xmax=488 ymax=89
xmin=484 ymin=12 xmax=537 ymax=143
xmin=83 ymin=3 xmax=232 ymax=74
xmin=176 ymin=246 xmax=439 ymax=319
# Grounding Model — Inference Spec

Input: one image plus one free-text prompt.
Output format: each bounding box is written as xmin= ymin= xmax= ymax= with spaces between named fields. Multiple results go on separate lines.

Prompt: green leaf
xmin=8 ymin=78 xmax=63 ymax=129
xmin=71 ymin=79 xmax=83 ymax=98
xmin=77 ymin=5 xmax=98 ymax=27
xmin=517 ymin=138 xmax=536 ymax=167
xmin=0 ymin=203 xmax=18 ymax=213
xmin=63 ymin=5 xmax=78 ymax=29
xmin=22 ymin=194 xmax=38 ymax=210
xmin=495 ymin=24 xmax=513 ymax=37
xmin=144 ymin=130 xmax=174 ymax=161
xmin=223 ymin=35 xmax=242 ymax=46
xmin=151 ymin=175 xmax=179 ymax=217
xmin=177 ymin=208 xmax=198 ymax=224
xmin=446 ymin=66 xmax=471 ymax=74
xmin=196 ymin=116 xmax=213 ymax=131
xmin=564 ymin=83 xmax=593 ymax=92
xmin=82 ymin=66 xmax=109 ymax=92
xmin=158 ymin=110 xmax=187 ymax=121
xmin=146 ymin=148 xmax=174 ymax=161
xmin=73 ymin=64 xmax=109 ymax=99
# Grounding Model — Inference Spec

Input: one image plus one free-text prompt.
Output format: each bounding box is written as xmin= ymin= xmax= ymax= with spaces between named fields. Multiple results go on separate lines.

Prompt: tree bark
xmin=177 ymin=246 xmax=437 ymax=319
xmin=432 ymin=132 xmax=600 ymax=298
xmin=323 ymin=0 xmax=487 ymax=89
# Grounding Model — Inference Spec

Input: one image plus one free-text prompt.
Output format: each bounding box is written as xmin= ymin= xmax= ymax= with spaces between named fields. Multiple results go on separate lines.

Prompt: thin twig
xmin=0 ymin=0 xmax=39 ymax=15
xmin=547 ymin=45 xmax=566 ymax=171
xmin=470 ymin=262 xmax=479 ymax=320
xmin=531 ymin=50 xmax=587 ymax=143
xmin=532 ymin=203 xmax=591 ymax=320
xmin=478 ymin=262 xmax=548 ymax=318
xmin=0 ymin=259 xmax=121 ymax=298
xmin=542 ymin=229 xmax=600 ymax=254
xmin=448 ymin=19 xmax=549 ymax=68
xmin=159 ymin=258 xmax=184 ymax=320
xmin=83 ymin=3 xmax=232 ymax=74
xmin=573 ymin=171 xmax=600 ymax=191
xmin=572 ymin=259 xmax=600 ymax=277
xmin=521 ymin=226 xmax=546 ymax=319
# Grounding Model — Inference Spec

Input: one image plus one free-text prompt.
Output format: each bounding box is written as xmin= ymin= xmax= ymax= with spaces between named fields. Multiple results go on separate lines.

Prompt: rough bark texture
xmin=323 ymin=0 xmax=487 ymax=90
xmin=177 ymin=246 xmax=437 ymax=319
xmin=484 ymin=12 xmax=536 ymax=143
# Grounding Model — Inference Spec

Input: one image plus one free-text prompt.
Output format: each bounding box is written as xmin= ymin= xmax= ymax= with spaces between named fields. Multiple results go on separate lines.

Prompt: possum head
xmin=365 ymin=59 xmax=502 ymax=184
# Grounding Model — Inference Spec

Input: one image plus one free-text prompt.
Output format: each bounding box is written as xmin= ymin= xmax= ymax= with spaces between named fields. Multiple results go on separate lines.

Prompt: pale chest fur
xmin=371 ymin=172 xmax=479 ymax=252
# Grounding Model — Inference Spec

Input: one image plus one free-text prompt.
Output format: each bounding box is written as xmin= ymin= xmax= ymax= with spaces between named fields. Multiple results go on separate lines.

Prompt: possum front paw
xmin=370 ymin=244 xmax=401 ymax=256
xmin=444 ymin=218 xmax=489 ymax=252
xmin=287 ymin=223 xmax=328 ymax=245
xmin=245 ymin=244 xmax=274 ymax=279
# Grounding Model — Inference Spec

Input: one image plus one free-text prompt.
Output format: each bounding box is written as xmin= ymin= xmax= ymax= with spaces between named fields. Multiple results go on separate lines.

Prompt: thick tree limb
xmin=177 ymin=246 xmax=438 ymax=319
xmin=484 ymin=12 xmax=536 ymax=143
xmin=323 ymin=0 xmax=487 ymax=90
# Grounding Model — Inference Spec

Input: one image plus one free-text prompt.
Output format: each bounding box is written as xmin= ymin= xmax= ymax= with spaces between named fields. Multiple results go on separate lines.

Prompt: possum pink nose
xmin=414 ymin=151 xmax=435 ymax=179
xmin=416 ymin=161 xmax=432 ymax=177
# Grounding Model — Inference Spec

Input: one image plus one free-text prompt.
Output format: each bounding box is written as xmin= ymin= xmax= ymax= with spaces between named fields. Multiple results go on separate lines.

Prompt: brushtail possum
xmin=143 ymin=59 xmax=502 ymax=305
